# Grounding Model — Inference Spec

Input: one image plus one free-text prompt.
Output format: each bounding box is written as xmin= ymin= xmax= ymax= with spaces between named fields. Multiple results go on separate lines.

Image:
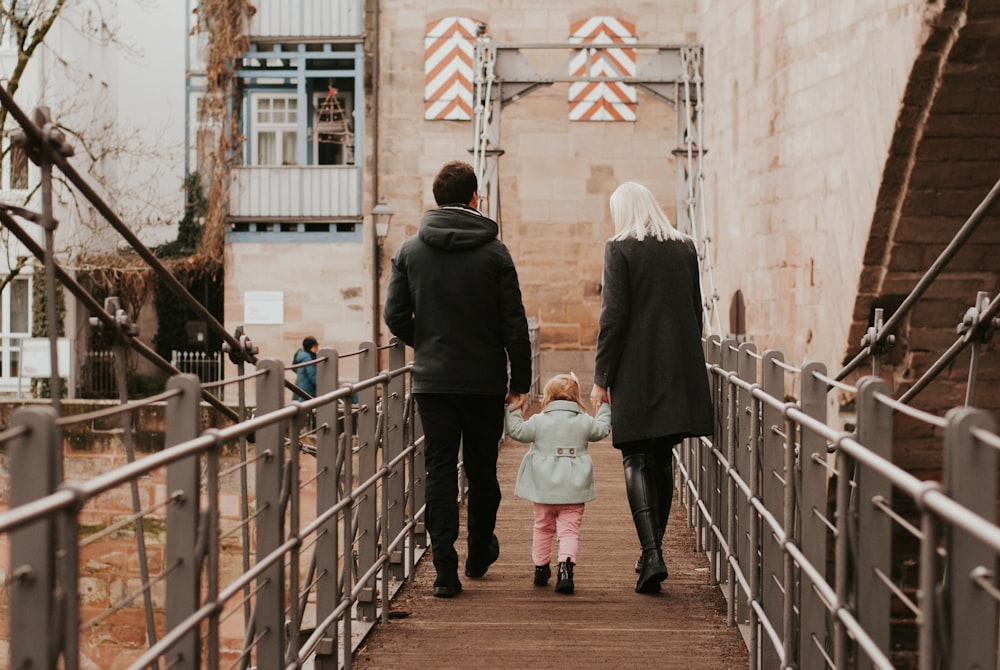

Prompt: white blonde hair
xmin=609 ymin=181 xmax=686 ymax=242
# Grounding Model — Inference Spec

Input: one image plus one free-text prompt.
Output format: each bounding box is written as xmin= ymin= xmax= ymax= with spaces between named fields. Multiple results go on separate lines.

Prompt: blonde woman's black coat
xmin=593 ymin=236 xmax=713 ymax=445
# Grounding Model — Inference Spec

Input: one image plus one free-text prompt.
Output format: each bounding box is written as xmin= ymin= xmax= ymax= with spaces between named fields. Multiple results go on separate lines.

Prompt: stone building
xmin=2 ymin=0 xmax=986 ymax=446
xmin=364 ymin=0 xmax=999 ymax=473
xmin=697 ymin=0 xmax=1000 ymax=473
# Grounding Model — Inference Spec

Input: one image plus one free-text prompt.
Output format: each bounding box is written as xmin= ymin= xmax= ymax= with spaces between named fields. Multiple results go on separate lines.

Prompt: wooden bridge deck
xmin=353 ymin=433 xmax=749 ymax=669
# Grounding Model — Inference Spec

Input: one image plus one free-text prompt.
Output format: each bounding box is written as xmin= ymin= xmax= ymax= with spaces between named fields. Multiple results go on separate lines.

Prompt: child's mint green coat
xmin=505 ymin=400 xmax=612 ymax=504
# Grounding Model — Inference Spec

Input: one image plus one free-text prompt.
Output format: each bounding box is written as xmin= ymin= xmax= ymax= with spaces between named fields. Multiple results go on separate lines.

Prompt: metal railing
xmin=247 ymin=0 xmax=362 ymax=39
xmin=171 ymin=349 xmax=224 ymax=397
xmin=3 ymin=338 xmax=425 ymax=669
xmin=79 ymin=349 xmax=117 ymax=398
xmin=229 ymin=166 xmax=361 ymax=220
xmin=676 ymin=335 xmax=999 ymax=669
xmin=0 ymin=80 xmax=425 ymax=670
xmin=836 ymin=176 xmax=1000 ymax=401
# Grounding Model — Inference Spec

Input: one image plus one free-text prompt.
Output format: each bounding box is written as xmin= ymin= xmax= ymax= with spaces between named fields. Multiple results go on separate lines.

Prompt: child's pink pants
xmin=532 ymin=502 xmax=585 ymax=566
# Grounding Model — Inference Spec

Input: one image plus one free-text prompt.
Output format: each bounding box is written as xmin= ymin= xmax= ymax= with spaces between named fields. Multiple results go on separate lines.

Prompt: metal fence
xmin=171 ymin=349 xmax=224 ymax=397
xmin=78 ymin=350 xmax=224 ymax=400
xmin=79 ymin=349 xmax=116 ymax=398
xmin=3 ymin=338 xmax=424 ymax=669
xmin=676 ymin=335 xmax=1000 ymax=670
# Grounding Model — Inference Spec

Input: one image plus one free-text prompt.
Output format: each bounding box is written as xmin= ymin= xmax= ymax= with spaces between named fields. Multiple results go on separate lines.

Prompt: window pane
xmin=10 ymin=143 xmax=27 ymax=190
xmin=282 ymin=132 xmax=297 ymax=165
xmin=257 ymin=98 xmax=271 ymax=123
xmin=9 ymin=348 xmax=17 ymax=378
xmin=10 ymin=278 xmax=28 ymax=333
xmin=287 ymin=98 xmax=297 ymax=123
xmin=257 ymin=131 xmax=276 ymax=165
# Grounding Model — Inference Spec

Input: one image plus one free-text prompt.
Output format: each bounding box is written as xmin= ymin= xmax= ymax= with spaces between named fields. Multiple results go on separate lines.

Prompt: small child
xmin=505 ymin=373 xmax=611 ymax=594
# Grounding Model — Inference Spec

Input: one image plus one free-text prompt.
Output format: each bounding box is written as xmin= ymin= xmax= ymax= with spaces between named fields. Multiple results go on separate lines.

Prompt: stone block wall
xmin=375 ymin=1 xmax=700 ymax=388
xmin=697 ymin=0 xmax=935 ymax=372
xmin=224 ymin=240 xmax=367 ymax=404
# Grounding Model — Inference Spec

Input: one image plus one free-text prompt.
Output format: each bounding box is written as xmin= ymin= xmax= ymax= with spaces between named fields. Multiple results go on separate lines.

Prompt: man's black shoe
xmin=433 ymin=583 xmax=462 ymax=598
xmin=464 ymin=534 xmax=500 ymax=578
xmin=433 ymin=574 xmax=462 ymax=598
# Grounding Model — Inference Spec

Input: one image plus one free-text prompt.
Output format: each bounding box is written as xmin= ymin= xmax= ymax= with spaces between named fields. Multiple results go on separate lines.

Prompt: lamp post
xmin=371 ymin=200 xmax=394 ymax=346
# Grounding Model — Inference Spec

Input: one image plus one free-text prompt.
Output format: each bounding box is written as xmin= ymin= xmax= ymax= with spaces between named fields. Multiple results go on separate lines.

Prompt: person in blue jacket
xmin=506 ymin=373 xmax=611 ymax=594
xmin=292 ymin=336 xmax=318 ymax=401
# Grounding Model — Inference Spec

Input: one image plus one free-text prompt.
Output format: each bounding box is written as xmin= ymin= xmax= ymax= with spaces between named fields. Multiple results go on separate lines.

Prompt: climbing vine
xmin=194 ymin=0 xmax=256 ymax=262
xmin=153 ymin=174 xmax=211 ymax=359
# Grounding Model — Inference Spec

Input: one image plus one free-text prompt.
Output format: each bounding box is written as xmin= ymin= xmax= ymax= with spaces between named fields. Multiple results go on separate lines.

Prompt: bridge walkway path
xmin=352 ymin=431 xmax=749 ymax=669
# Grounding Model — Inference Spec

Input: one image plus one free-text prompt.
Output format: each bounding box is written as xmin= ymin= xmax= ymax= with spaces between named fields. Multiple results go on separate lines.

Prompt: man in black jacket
xmin=384 ymin=160 xmax=531 ymax=598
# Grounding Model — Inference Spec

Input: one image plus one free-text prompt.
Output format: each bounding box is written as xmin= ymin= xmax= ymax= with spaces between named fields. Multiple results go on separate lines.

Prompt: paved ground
xmin=352 ymin=433 xmax=749 ymax=669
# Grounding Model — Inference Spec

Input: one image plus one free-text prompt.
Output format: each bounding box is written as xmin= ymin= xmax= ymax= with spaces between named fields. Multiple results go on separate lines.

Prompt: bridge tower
xmin=469 ymin=28 xmax=721 ymax=334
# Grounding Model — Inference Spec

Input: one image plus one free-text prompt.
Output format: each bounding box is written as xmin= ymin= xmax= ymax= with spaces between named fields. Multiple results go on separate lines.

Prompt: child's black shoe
xmin=533 ymin=564 xmax=551 ymax=586
xmin=555 ymin=560 xmax=575 ymax=594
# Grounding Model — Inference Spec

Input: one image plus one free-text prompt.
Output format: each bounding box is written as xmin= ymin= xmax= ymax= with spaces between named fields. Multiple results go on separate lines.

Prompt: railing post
xmin=314 ymin=347 xmax=341 ymax=668
xmin=854 ymin=377 xmax=892 ymax=663
xmin=759 ymin=350 xmax=784 ymax=670
xmin=697 ymin=335 xmax=721 ymax=554
xmin=164 ymin=374 xmax=203 ymax=670
xmin=356 ymin=342 xmax=378 ymax=621
xmin=703 ymin=334 xmax=722 ymax=575
xmin=255 ymin=358 xmax=286 ymax=669
xmin=386 ymin=338 xmax=406 ymax=580
xmin=747 ymin=389 xmax=762 ymax=670
xmin=410 ymin=386 xmax=427 ymax=551
xmin=944 ymin=407 xmax=997 ymax=668
xmin=341 ymin=378 xmax=357 ymax=667
xmin=9 ymin=406 xmax=60 ymax=669
xmin=833 ymin=428 xmax=852 ymax=666
xmin=735 ymin=341 xmax=757 ymax=623
xmin=798 ymin=361 xmax=829 ymax=670
xmin=720 ymin=337 xmax=737 ymax=600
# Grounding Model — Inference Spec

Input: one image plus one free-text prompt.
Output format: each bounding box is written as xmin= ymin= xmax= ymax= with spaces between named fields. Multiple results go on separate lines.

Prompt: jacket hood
xmin=543 ymin=400 xmax=585 ymax=414
xmin=418 ymin=205 xmax=498 ymax=251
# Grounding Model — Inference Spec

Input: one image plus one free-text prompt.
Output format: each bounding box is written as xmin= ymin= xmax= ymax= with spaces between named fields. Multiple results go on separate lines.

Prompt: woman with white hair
xmin=590 ymin=181 xmax=713 ymax=594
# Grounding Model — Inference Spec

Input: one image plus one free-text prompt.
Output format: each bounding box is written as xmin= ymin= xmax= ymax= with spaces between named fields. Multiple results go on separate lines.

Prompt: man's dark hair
xmin=303 ymin=336 xmax=318 ymax=350
xmin=432 ymin=161 xmax=478 ymax=206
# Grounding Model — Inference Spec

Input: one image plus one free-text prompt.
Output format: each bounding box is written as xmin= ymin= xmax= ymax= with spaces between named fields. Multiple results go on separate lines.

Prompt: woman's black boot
xmin=635 ymin=548 xmax=668 ymax=593
xmin=624 ymin=453 xmax=669 ymax=593
xmin=652 ymin=449 xmax=674 ymax=549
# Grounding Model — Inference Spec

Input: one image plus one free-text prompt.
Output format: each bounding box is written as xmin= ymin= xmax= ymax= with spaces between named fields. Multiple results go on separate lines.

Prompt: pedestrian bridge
xmin=2 ymin=29 xmax=1000 ymax=668
xmin=2 ymin=325 xmax=998 ymax=669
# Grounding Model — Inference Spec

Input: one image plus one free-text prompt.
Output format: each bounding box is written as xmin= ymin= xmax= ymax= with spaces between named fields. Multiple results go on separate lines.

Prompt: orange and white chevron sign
xmin=425 ymin=17 xmax=477 ymax=121
xmin=568 ymin=16 xmax=637 ymax=121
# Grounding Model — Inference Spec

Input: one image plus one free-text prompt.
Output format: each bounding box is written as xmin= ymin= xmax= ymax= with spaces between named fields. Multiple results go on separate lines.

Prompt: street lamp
xmin=371 ymin=200 xmax=394 ymax=346
xmin=372 ymin=200 xmax=394 ymax=238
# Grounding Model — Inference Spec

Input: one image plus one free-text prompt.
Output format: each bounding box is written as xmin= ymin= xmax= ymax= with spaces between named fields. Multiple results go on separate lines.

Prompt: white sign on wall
xmin=244 ymin=291 xmax=284 ymax=325
xmin=21 ymin=337 xmax=72 ymax=377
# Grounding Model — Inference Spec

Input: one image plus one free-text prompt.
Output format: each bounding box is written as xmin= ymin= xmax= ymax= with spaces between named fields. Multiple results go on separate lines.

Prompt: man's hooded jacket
xmin=383 ymin=204 xmax=531 ymax=396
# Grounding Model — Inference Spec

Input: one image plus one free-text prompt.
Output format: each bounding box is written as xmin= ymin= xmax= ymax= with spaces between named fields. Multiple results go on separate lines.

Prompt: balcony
xmin=248 ymin=0 xmax=362 ymax=40
xmin=229 ymin=166 xmax=360 ymax=220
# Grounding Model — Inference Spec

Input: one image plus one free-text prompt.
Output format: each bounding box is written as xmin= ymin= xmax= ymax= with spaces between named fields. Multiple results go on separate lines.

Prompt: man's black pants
xmin=414 ymin=393 xmax=505 ymax=582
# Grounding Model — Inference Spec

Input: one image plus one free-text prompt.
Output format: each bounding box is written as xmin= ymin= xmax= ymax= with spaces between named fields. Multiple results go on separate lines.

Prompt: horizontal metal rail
xmin=2 ymin=339 xmax=426 ymax=670
xmin=678 ymin=335 xmax=1000 ymax=669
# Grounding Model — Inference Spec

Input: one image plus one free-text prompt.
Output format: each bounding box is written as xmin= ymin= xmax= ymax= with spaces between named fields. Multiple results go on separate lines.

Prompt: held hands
xmin=590 ymin=384 xmax=609 ymax=410
xmin=506 ymin=391 xmax=528 ymax=411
